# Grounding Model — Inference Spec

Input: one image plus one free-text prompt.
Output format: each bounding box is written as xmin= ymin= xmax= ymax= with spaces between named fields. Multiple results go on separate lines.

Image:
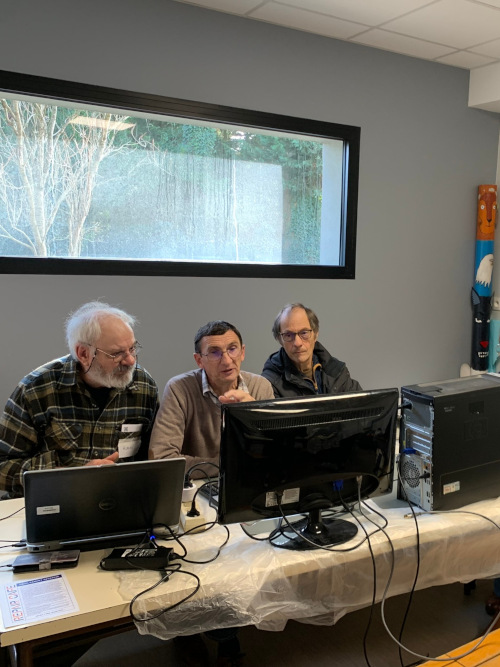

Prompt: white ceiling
xmin=173 ymin=0 xmax=500 ymax=71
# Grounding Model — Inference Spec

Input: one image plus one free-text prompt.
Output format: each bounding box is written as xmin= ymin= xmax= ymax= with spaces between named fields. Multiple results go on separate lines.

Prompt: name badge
xmin=118 ymin=423 xmax=143 ymax=458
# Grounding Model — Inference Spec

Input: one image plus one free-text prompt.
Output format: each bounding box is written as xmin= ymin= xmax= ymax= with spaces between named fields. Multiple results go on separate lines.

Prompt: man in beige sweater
xmin=148 ymin=320 xmax=274 ymax=478
xmin=149 ymin=320 xmax=272 ymax=665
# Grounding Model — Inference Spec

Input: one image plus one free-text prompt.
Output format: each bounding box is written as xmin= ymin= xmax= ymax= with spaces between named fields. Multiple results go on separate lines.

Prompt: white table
xmin=0 ymin=499 xmax=135 ymax=666
xmin=1 ymin=493 xmax=500 ymax=663
xmin=127 ymin=494 xmax=500 ymax=641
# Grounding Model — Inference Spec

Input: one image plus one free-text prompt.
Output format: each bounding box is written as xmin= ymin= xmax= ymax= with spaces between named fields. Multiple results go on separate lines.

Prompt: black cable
xmin=346 ymin=485 xmax=377 ymax=667
xmin=159 ymin=524 xmax=188 ymax=557
xmin=358 ymin=499 xmax=389 ymax=532
xmin=355 ymin=492 xmax=398 ymax=667
xmin=240 ymin=521 xmax=284 ymax=541
xmin=124 ymin=521 xmax=206 ymax=623
xmin=184 ymin=463 xmax=220 ymax=516
xmin=395 ymin=460 xmax=421 ymax=667
xmin=186 ymin=462 xmax=220 ymax=479
xmin=0 ymin=505 xmax=24 ymax=521
xmin=81 ymin=354 xmax=95 ymax=374
xmin=356 ymin=497 xmax=397 ymax=667
xmin=180 ymin=523 xmax=230 ymax=564
xmin=156 ymin=521 xmax=230 ymax=564
xmin=130 ymin=563 xmax=201 ymax=622
xmin=373 ymin=460 xmax=500 ymax=662
xmin=0 ymin=505 xmax=28 ymax=550
xmin=332 ymin=482 xmax=401 ymax=667
xmin=239 ymin=506 xmax=354 ymax=543
xmin=270 ymin=486 xmax=386 ymax=553
xmin=197 ymin=479 xmax=219 ymax=510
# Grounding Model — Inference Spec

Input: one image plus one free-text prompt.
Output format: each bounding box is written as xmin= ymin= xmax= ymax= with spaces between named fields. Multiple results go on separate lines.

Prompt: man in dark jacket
xmin=262 ymin=303 xmax=361 ymax=397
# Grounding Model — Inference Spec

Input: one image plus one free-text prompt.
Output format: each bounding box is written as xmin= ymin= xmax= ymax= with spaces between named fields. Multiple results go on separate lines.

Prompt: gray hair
xmin=194 ymin=320 xmax=243 ymax=353
xmin=65 ymin=301 xmax=136 ymax=359
xmin=271 ymin=303 xmax=319 ymax=342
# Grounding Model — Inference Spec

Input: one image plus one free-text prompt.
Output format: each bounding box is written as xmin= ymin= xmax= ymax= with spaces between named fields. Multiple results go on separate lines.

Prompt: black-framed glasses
xmin=200 ymin=345 xmax=242 ymax=362
xmin=279 ymin=329 xmax=313 ymax=343
xmin=89 ymin=341 xmax=142 ymax=362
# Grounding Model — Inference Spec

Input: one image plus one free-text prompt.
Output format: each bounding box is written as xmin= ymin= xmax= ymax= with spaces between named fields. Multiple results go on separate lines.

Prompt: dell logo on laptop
xmin=99 ymin=498 xmax=117 ymax=511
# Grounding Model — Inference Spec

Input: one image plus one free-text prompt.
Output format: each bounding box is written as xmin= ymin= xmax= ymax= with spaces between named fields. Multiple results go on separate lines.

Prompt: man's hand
xmin=219 ymin=390 xmax=256 ymax=404
xmin=85 ymin=451 xmax=120 ymax=467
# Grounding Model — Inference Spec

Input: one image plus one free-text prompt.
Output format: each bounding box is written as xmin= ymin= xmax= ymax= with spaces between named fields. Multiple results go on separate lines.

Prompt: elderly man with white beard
xmin=0 ymin=301 xmax=158 ymax=497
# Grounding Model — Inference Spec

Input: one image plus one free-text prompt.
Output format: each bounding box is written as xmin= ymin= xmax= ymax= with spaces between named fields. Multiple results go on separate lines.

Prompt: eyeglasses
xmin=279 ymin=329 xmax=313 ymax=343
xmin=90 ymin=341 xmax=142 ymax=362
xmin=200 ymin=345 xmax=242 ymax=362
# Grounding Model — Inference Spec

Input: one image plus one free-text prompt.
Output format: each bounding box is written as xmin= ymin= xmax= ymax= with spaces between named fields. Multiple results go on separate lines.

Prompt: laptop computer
xmin=23 ymin=458 xmax=185 ymax=552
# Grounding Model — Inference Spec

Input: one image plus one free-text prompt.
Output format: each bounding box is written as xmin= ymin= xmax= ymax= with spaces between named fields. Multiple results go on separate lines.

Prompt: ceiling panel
xmin=351 ymin=28 xmax=456 ymax=60
xmin=172 ymin=0 xmax=500 ymax=77
xmin=436 ymin=50 xmax=498 ymax=67
xmin=383 ymin=0 xmax=500 ymax=49
xmin=251 ymin=3 xmax=368 ymax=40
xmin=474 ymin=0 xmax=500 ymax=8
xmin=470 ymin=37 xmax=500 ymax=57
xmin=273 ymin=0 xmax=438 ymax=26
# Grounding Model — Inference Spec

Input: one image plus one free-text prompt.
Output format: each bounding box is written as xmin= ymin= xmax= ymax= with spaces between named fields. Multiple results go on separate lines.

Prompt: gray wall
xmin=0 ymin=0 xmax=499 ymax=405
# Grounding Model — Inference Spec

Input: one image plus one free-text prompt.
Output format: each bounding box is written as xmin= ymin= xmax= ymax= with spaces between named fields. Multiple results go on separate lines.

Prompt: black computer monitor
xmin=217 ymin=389 xmax=399 ymax=550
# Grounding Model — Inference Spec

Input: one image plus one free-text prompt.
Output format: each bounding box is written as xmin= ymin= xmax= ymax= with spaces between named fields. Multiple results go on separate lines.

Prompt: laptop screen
xmin=23 ymin=458 xmax=185 ymax=552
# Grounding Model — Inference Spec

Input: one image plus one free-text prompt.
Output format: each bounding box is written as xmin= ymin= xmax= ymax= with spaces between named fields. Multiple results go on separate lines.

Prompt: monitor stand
xmin=269 ymin=508 xmax=358 ymax=550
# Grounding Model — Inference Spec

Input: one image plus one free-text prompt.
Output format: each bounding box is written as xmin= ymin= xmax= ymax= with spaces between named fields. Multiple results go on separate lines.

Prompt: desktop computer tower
xmin=398 ymin=374 xmax=500 ymax=511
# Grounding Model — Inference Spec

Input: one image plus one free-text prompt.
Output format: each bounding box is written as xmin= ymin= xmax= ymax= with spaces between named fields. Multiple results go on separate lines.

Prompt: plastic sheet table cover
xmin=116 ymin=496 xmax=500 ymax=641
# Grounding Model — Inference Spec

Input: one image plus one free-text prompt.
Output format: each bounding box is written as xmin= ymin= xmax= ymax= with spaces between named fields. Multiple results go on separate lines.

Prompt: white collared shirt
xmin=201 ymin=369 xmax=249 ymax=405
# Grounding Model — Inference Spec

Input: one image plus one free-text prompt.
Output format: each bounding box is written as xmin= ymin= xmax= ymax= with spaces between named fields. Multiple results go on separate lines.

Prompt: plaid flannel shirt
xmin=0 ymin=355 xmax=159 ymax=497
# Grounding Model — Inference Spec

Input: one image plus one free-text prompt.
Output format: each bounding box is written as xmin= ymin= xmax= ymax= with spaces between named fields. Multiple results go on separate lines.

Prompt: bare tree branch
xmin=0 ymin=100 xmax=136 ymax=256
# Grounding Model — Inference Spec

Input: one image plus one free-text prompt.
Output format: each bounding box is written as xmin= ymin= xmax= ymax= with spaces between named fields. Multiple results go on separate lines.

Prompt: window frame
xmin=0 ymin=70 xmax=360 ymax=279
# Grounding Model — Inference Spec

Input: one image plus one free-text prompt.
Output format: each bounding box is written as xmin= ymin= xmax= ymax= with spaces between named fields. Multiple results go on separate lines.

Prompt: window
xmin=0 ymin=70 xmax=360 ymax=279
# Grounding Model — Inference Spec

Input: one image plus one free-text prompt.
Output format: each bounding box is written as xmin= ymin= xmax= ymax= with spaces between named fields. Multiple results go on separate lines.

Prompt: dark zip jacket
xmin=262 ymin=341 xmax=361 ymax=398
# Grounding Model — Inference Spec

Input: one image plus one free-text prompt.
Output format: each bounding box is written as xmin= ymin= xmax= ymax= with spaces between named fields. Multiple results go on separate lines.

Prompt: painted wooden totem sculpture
xmin=471 ymin=184 xmax=497 ymax=371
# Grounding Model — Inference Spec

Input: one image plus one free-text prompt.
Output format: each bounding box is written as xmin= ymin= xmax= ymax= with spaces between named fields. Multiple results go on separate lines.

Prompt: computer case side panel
xmin=398 ymin=376 xmax=500 ymax=511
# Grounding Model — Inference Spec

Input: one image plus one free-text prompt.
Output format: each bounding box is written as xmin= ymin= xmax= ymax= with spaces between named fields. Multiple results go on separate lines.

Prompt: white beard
xmin=86 ymin=359 xmax=135 ymax=389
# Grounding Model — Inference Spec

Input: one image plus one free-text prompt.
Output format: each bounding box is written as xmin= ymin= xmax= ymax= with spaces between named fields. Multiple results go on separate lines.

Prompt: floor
xmin=421 ymin=628 xmax=500 ymax=666
xmin=70 ymin=579 xmax=498 ymax=667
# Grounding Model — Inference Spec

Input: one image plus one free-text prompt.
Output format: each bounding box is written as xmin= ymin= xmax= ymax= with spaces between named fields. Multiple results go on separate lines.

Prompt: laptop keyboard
xmin=199 ymin=481 xmax=219 ymax=507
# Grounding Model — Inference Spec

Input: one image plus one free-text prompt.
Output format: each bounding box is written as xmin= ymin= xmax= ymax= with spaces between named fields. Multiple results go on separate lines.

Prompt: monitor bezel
xmin=217 ymin=389 xmax=399 ymax=530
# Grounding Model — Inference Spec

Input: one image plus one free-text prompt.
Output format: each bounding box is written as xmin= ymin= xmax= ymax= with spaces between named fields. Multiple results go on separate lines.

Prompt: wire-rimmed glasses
xmin=90 ymin=341 xmax=142 ymax=362
xmin=200 ymin=345 xmax=242 ymax=362
xmin=279 ymin=329 xmax=313 ymax=343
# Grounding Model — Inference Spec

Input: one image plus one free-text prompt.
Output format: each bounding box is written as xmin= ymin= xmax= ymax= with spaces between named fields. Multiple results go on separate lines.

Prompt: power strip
xmin=182 ymin=482 xmax=196 ymax=503
xmin=180 ymin=507 xmax=208 ymax=534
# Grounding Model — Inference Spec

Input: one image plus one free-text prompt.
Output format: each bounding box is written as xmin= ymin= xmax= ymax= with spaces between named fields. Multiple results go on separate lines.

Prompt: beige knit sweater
xmin=148 ymin=369 xmax=274 ymax=476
